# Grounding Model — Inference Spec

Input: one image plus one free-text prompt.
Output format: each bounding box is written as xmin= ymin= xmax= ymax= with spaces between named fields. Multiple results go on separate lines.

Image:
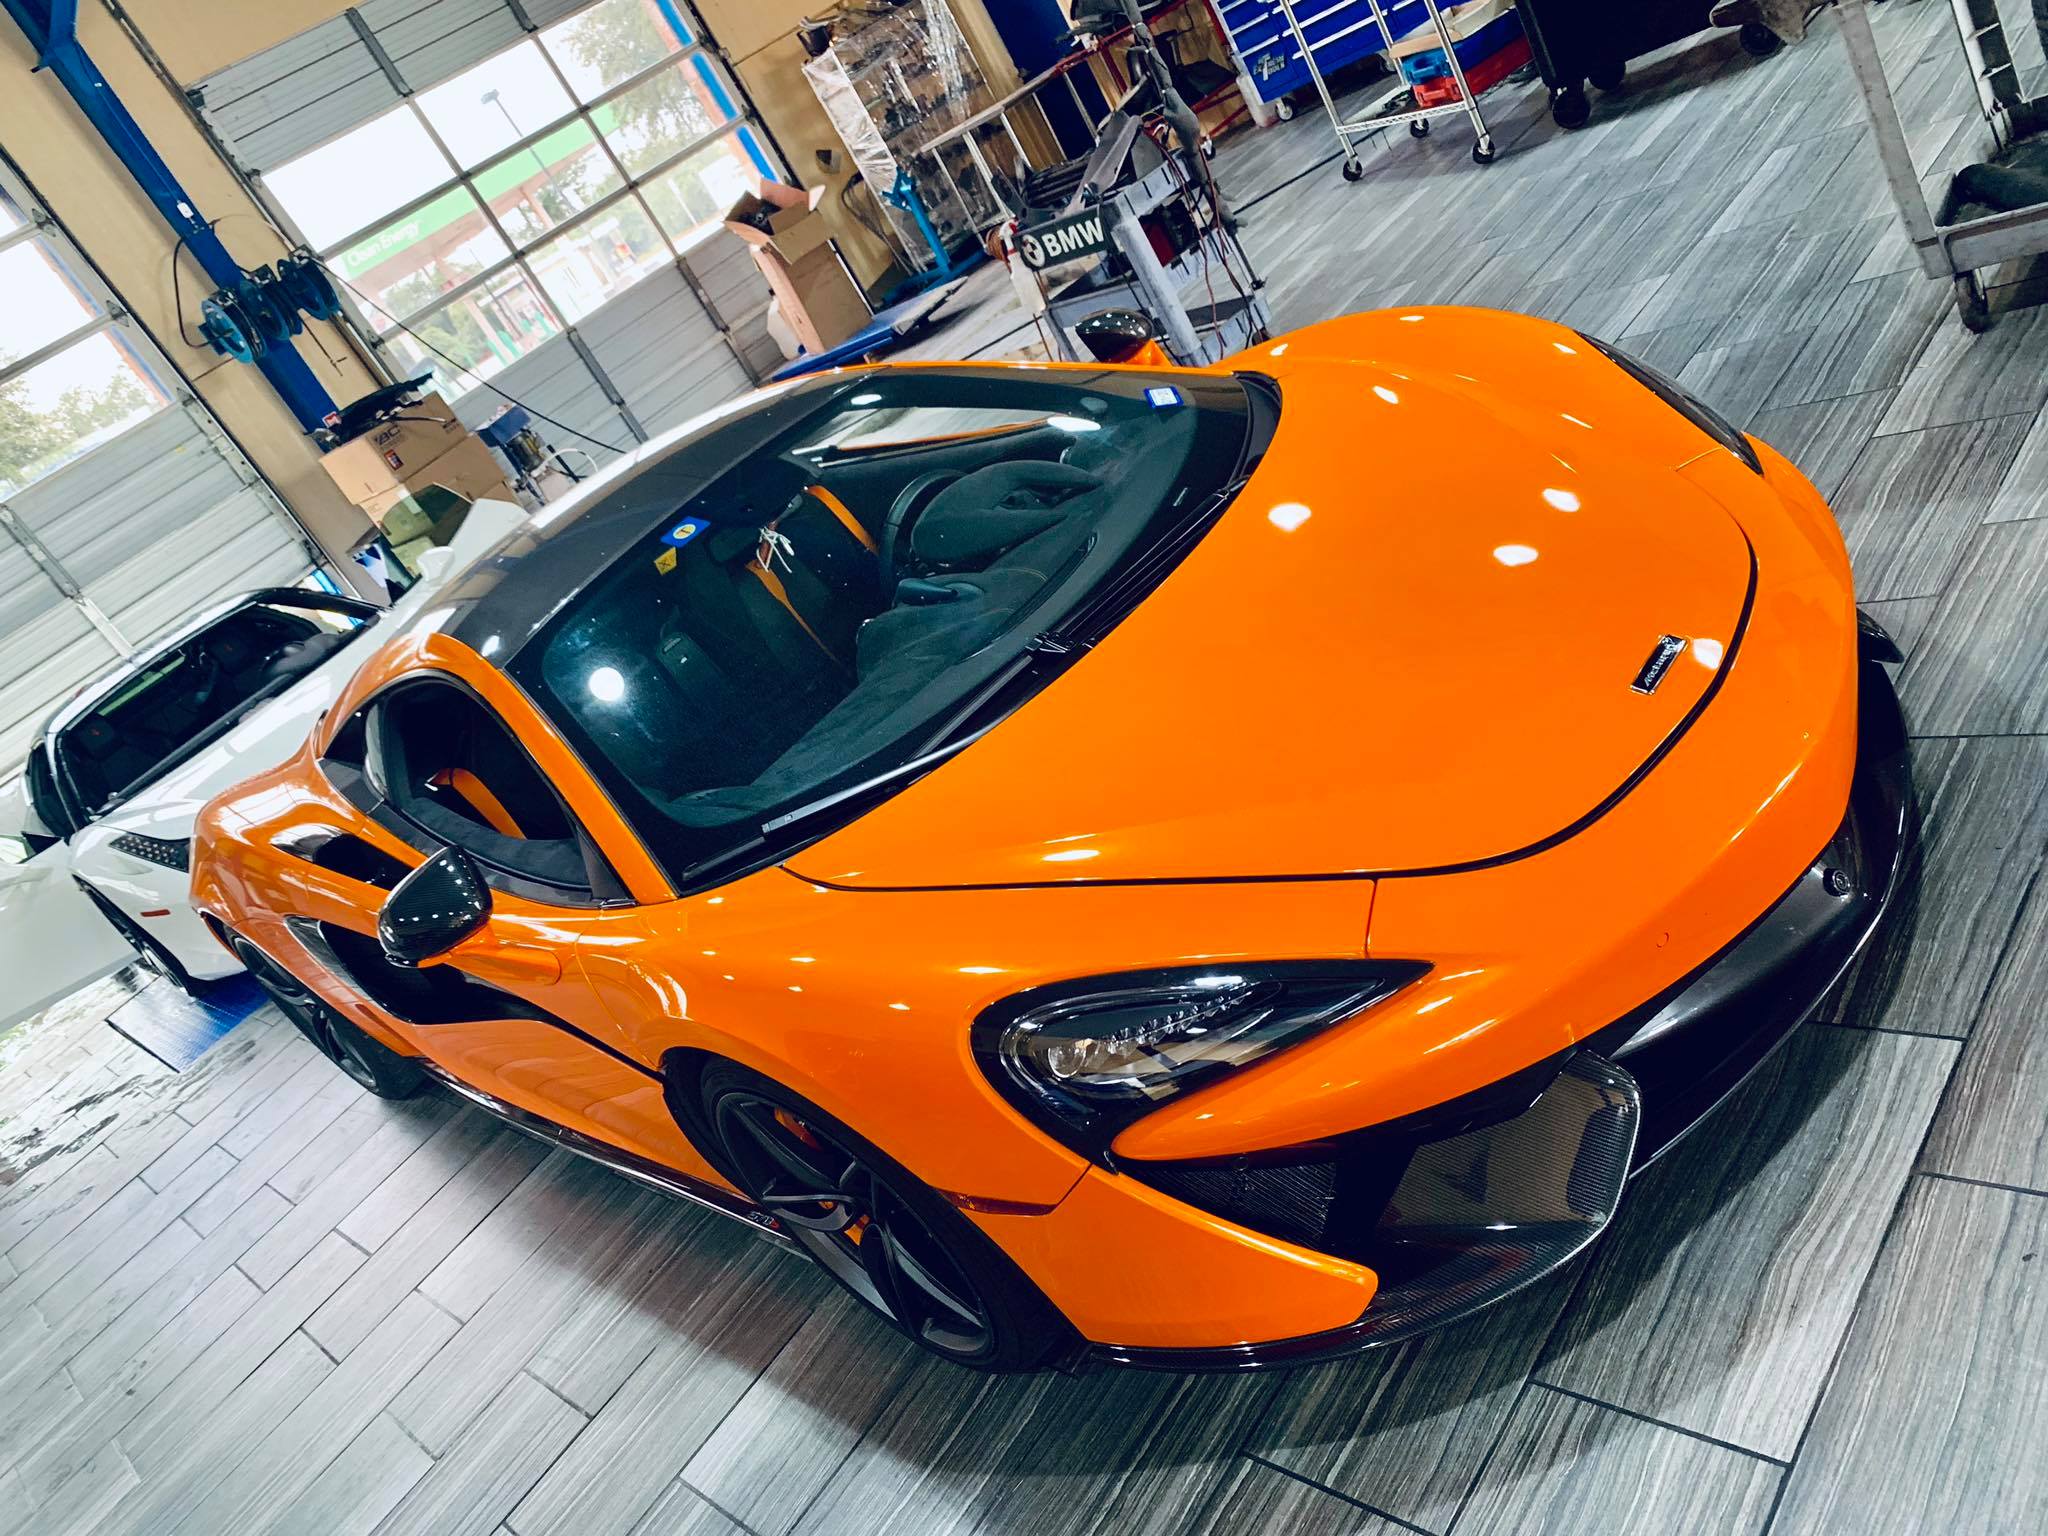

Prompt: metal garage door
xmin=0 ymin=164 xmax=314 ymax=776
xmin=192 ymin=0 xmax=784 ymax=468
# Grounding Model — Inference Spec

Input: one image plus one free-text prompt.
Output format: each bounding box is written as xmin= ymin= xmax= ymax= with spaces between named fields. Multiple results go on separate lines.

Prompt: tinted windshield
xmin=513 ymin=367 xmax=1250 ymax=878
xmin=55 ymin=598 xmax=367 ymax=819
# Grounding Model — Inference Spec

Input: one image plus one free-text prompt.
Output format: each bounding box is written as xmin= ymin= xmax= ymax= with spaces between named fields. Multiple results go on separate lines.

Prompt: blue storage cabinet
xmin=1219 ymin=0 xmax=1434 ymax=104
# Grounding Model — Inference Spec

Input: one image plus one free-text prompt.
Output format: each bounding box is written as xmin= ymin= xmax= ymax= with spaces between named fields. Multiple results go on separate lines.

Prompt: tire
xmin=1274 ymin=96 xmax=1295 ymax=121
xmin=695 ymin=1060 xmax=1074 ymax=1371
xmin=231 ymin=936 xmax=423 ymax=1099
xmin=1739 ymin=22 xmax=1782 ymax=58
xmin=1550 ymin=85 xmax=1591 ymax=130
xmin=1472 ymin=135 xmax=1497 ymax=165
xmin=1342 ymin=158 xmax=1366 ymax=181
xmin=1955 ymin=270 xmax=1993 ymax=333
xmin=1409 ymin=118 xmax=1431 ymax=138
xmin=78 ymin=878 xmax=199 ymax=993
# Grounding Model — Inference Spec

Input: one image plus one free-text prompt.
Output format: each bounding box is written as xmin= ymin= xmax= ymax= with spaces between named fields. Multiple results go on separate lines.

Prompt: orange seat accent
xmin=431 ymin=767 xmax=523 ymax=837
xmin=749 ymin=557 xmax=846 ymax=670
xmin=804 ymin=484 xmax=877 ymax=553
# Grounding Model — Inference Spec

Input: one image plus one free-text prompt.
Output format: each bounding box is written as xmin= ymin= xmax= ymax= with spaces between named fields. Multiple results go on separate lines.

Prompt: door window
xmin=345 ymin=678 xmax=603 ymax=895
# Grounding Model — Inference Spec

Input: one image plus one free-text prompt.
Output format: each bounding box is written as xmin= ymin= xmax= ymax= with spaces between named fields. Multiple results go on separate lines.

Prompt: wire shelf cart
xmin=1836 ymin=0 xmax=2048 ymax=330
xmin=1270 ymin=0 xmax=1501 ymax=172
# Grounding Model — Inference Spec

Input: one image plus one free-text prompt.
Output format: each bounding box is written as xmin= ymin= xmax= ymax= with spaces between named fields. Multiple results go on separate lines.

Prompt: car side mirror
xmin=378 ymin=845 xmax=491 ymax=967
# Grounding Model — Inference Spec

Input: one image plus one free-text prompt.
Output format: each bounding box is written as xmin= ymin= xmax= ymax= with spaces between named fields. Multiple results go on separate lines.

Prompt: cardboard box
xmin=355 ymin=435 xmax=515 ymax=525
xmin=319 ymin=392 xmax=472 ymax=504
xmin=724 ymin=180 xmax=871 ymax=357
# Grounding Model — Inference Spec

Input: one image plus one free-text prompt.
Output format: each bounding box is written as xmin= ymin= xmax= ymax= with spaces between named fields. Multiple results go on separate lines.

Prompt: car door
xmin=0 ymin=754 xmax=136 ymax=1032
xmin=0 ymin=838 xmax=134 ymax=1032
xmin=325 ymin=672 xmax=709 ymax=1176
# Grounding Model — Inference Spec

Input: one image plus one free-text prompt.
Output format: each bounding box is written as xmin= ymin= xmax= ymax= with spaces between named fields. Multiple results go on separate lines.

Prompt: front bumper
xmin=1098 ymin=646 xmax=1912 ymax=1370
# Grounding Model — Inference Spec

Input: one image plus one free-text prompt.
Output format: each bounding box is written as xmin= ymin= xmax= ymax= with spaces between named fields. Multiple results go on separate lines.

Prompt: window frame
xmin=323 ymin=671 xmax=629 ymax=908
xmin=0 ymin=207 xmax=179 ymax=496
xmin=254 ymin=2 xmax=777 ymax=400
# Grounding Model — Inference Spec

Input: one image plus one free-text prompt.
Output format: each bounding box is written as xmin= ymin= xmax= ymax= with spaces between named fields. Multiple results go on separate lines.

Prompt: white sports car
xmin=0 ymin=501 xmax=526 ymax=1031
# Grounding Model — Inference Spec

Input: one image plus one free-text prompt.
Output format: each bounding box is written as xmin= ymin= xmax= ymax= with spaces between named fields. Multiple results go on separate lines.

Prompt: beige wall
xmin=1 ymin=3 xmax=382 ymax=590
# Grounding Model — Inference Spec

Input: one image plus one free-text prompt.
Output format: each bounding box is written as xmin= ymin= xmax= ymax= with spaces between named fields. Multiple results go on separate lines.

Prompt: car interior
xmin=55 ymin=601 xmax=358 ymax=819
xmin=363 ymin=682 xmax=590 ymax=889
xmin=529 ymin=388 xmax=1194 ymax=838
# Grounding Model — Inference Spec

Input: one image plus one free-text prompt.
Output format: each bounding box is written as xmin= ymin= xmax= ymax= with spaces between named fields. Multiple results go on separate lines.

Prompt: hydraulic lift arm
xmin=1 ymin=0 xmax=341 ymax=433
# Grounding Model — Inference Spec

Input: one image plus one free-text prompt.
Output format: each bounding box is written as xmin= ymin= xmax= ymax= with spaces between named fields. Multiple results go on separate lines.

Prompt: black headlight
xmin=972 ymin=961 xmax=1428 ymax=1160
xmin=108 ymin=831 xmax=190 ymax=873
xmin=1579 ymin=333 xmax=1762 ymax=474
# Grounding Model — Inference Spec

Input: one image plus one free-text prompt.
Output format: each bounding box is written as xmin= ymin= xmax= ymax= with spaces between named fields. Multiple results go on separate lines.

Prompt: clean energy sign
xmin=1017 ymin=208 xmax=1108 ymax=271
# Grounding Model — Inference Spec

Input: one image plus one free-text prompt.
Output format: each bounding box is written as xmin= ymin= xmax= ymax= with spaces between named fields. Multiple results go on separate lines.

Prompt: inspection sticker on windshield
xmin=661 ymin=515 xmax=709 ymax=549
xmin=1145 ymin=386 xmax=1183 ymax=409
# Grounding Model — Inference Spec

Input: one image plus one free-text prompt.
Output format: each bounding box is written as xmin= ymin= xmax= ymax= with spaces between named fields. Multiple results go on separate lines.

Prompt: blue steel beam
xmin=3 ymin=0 xmax=339 ymax=432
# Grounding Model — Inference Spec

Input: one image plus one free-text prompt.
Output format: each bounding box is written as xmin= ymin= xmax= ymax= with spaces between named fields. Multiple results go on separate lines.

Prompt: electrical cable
xmin=169 ymin=223 xmax=218 ymax=350
xmin=311 ymin=256 xmax=635 ymax=455
xmin=839 ymin=170 xmax=893 ymax=250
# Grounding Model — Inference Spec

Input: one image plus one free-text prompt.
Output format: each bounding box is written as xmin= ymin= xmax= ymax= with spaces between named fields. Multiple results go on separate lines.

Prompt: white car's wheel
xmin=77 ymin=879 xmax=199 ymax=993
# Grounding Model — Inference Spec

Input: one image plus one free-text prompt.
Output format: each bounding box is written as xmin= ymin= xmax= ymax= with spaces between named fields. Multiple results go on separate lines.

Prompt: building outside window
xmin=258 ymin=0 xmax=775 ymax=398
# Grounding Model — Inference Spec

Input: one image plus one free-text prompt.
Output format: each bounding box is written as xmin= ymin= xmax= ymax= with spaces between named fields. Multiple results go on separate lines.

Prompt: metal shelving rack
xmin=1835 ymin=0 xmax=2048 ymax=331
xmin=1272 ymin=0 xmax=1499 ymax=173
xmin=803 ymin=0 xmax=1005 ymax=272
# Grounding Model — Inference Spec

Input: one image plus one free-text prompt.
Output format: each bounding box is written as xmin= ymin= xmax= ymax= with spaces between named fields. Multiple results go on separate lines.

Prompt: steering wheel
xmin=185 ymin=647 xmax=226 ymax=709
xmin=882 ymin=471 xmax=963 ymax=587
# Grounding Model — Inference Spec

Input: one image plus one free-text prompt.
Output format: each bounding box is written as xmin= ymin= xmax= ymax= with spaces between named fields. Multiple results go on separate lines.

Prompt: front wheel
xmin=698 ymin=1061 xmax=1073 ymax=1370
xmin=79 ymin=878 xmax=199 ymax=993
xmin=231 ymin=936 xmax=422 ymax=1099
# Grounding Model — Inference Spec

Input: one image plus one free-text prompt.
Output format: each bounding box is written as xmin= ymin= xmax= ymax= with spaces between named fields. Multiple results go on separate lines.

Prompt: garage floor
xmin=5 ymin=6 xmax=2048 ymax=1533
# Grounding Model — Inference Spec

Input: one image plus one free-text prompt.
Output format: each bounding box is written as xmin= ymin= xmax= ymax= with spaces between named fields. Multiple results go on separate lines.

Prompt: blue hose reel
xmin=198 ymin=249 xmax=345 ymax=364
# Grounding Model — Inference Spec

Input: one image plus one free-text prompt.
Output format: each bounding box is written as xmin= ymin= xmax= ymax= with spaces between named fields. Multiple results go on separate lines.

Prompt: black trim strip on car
xmin=785 ymin=541 xmax=1761 ymax=893
xmin=415 ymin=1061 xmax=792 ymax=1248
xmin=282 ymin=914 xmax=665 ymax=1084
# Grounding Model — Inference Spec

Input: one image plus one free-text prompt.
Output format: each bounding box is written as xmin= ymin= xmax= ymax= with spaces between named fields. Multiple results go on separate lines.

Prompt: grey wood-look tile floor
xmin=6 ymin=6 xmax=2048 ymax=1532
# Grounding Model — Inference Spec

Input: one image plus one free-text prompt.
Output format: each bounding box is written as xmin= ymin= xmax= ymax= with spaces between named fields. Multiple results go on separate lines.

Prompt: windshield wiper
xmin=761 ymin=723 xmax=1003 ymax=841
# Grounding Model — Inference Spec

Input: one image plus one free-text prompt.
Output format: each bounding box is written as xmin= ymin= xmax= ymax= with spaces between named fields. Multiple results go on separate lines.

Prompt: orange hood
xmin=786 ymin=315 xmax=1754 ymax=890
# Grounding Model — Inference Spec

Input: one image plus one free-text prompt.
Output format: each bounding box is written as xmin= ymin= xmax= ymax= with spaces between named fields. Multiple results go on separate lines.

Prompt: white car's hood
xmin=94 ymin=499 xmax=529 ymax=839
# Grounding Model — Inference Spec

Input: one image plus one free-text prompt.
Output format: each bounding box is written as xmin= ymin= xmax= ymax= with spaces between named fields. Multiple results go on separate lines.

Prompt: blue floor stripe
xmin=106 ymin=973 xmax=268 ymax=1072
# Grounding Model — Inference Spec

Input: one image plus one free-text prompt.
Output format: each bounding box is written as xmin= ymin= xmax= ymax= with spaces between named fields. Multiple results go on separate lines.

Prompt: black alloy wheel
xmin=717 ymin=1090 xmax=995 ymax=1357
xmin=696 ymin=1063 xmax=1071 ymax=1371
xmin=231 ymin=937 xmax=420 ymax=1099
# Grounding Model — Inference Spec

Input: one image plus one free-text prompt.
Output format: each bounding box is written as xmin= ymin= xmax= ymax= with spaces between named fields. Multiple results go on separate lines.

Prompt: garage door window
xmin=256 ymin=0 xmax=772 ymax=399
xmin=0 ymin=191 xmax=173 ymax=494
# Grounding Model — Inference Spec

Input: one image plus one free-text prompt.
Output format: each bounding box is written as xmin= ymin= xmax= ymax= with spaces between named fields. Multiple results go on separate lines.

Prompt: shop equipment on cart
xmin=1011 ymin=4 xmax=1271 ymax=365
xmin=1836 ymin=0 xmax=2048 ymax=331
xmin=1020 ymin=137 xmax=1272 ymax=363
xmin=1517 ymin=0 xmax=1782 ymax=129
xmin=1269 ymin=0 xmax=1504 ymax=172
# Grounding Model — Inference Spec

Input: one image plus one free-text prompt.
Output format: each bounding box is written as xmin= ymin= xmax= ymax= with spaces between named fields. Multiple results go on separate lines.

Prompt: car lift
xmin=1 ymin=0 xmax=344 ymax=433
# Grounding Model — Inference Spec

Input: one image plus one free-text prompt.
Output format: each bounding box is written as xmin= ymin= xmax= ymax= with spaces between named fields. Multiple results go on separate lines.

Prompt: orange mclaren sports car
xmin=189 ymin=308 xmax=1912 ymax=1371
